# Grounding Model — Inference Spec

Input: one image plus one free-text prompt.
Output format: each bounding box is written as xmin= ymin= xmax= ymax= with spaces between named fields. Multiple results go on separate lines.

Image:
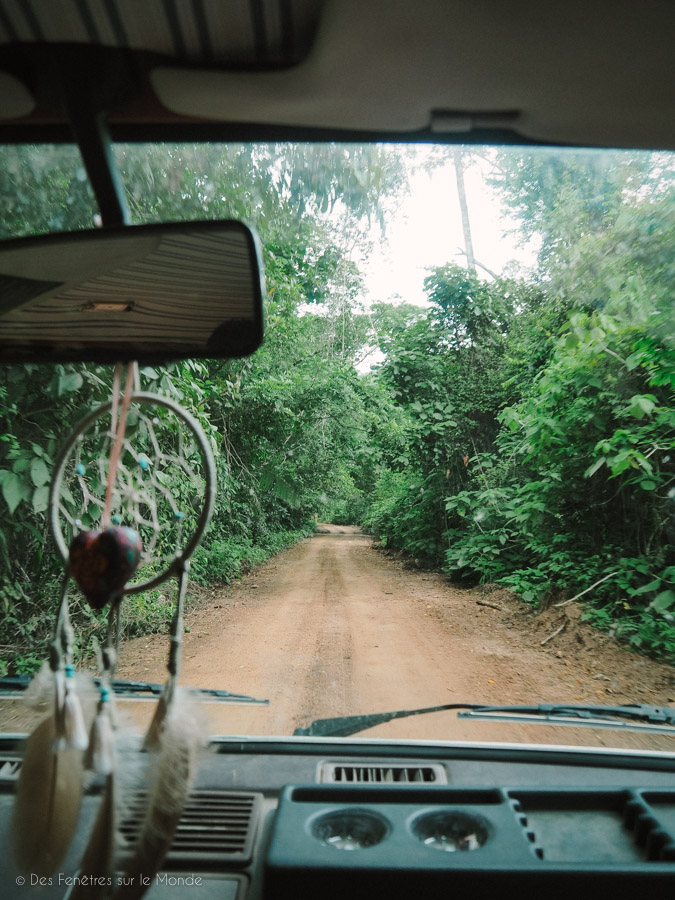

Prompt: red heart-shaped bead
xmin=69 ymin=526 xmax=142 ymax=609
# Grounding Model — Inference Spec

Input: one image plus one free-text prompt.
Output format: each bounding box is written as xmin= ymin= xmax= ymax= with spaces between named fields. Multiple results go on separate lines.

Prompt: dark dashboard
xmin=2 ymin=735 xmax=674 ymax=899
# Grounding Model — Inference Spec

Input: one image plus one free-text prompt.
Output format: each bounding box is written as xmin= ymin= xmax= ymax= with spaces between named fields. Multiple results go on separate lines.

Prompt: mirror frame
xmin=0 ymin=220 xmax=265 ymax=363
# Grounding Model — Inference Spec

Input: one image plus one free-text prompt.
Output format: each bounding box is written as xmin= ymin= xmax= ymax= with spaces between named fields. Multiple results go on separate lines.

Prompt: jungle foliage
xmin=363 ymin=149 xmax=675 ymax=662
xmin=0 ymin=143 xmax=406 ymax=673
xmin=0 ymin=143 xmax=673 ymax=670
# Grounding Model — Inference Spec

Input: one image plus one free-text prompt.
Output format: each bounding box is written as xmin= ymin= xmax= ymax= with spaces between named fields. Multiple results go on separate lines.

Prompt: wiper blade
xmin=0 ymin=675 xmax=268 ymax=706
xmin=458 ymin=703 xmax=675 ymax=734
xmin=107 ymin=679 xmax=269 ymax=705
xmin=295 ymin=702 xmax=675 ymax=738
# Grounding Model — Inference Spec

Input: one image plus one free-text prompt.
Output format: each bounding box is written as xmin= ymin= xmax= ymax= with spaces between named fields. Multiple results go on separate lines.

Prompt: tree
xmin=488 ymin=148 xmax=675 ymax=310
xmin=0 ymin=141 xmax=409 ymax=672
xmin=0 ymin=145 xmax=97 ymax=238
xmin=452 ymin=147 xmax=476 ymax=272
xmin=363 ymin=147 xmax=675 ymax=661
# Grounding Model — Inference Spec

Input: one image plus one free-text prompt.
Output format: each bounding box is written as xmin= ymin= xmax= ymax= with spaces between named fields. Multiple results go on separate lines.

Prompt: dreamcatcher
xmin=12 ymin=362 xmax=216 ymax=897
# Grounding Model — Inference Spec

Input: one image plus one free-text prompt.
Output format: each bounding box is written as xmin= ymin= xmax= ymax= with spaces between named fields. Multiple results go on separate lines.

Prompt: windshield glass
xmin=0 ymin=142 xmax=673 ymax=751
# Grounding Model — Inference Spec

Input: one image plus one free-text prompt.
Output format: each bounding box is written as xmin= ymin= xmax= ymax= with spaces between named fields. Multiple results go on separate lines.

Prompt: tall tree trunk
xmin=453 ymin=148 xmax=476 ymax=272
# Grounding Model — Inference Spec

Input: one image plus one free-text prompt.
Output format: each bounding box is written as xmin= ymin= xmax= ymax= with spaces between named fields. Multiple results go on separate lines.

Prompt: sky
xmin=361 ymin=151 xmax=537 ymax=308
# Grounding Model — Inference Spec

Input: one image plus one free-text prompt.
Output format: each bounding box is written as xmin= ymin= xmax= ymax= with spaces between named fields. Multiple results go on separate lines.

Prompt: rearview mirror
xmin=0 ymin=221 xmax=265 ymax=363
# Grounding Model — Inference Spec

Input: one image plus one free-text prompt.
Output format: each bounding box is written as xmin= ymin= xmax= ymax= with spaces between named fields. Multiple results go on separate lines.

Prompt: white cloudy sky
xmin=361 ymin=151 xmax=537 ymax=308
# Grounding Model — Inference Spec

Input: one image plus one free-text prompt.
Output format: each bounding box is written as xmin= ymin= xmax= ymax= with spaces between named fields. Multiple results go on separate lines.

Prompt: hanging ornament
xmin=32 ymin=360 xmax=217 ymax=898
xmin=70 ymin=526 xmax=142 ymax=610
xmin=68 ymin=685 xmax=117 ymax=900
xmin=13 ymin=713 xmax=86 ymax=877
xmin=12 ymin=578 xmax=86 ymax=877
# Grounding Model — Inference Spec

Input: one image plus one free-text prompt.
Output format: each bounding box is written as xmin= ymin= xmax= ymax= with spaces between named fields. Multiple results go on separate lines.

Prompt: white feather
xmin=115 ymin=688 xmax=207 ymax=899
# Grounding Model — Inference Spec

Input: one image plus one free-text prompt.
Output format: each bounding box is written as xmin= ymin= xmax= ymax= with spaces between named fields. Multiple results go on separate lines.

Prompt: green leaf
xmin=30 ymin=457 xmax=49 ymax=488
xmin=640 ymin=479 xmax=657 ymax=491
xmin=60 ymin=485 xmax=75 ymax=506
xmin=0 ymin=528 xmax=10 ymax=567
xmin=2 ymin=472 xmax=26 ymax=514
xmin=625 ymin=352 xmax=642 ymax=371
xmin=32 ymin=485 xmax=49 ymax=514
xmin=58 ymin=372 xmax=83 ymax=395
xmin=634 ymin=578 xmax=662 ymax=595
xmin=87 ymin=504 xmax=102 ymax=523
xmin=629 ymin=395 xmax=655 ymax=420
xmin=584 ymin=458 xmax=605 ymax=478
xmin=141 ymin=366 xmax=159 ymax=380
xmin=650 ymin=590 xmax=675 ymax=613
xmin=637 ymin=457 xmax=654 ymax=475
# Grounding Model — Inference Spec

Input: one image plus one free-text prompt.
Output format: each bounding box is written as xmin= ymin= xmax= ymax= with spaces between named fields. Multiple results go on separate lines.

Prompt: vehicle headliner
xmin=0 ymin=0 xmax=673 ymax=150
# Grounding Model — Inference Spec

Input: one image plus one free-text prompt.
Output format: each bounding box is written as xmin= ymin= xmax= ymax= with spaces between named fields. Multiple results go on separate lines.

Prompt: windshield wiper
xmin=294 ymin=703 xmax=479 ymax=737
xmin=294 ymin=702 xmax=675 ymax=738
xmin=457 ymin=703 xmax=675 ymax=734
xmin=0 ymin=675 xmax=269 ymax=706
xmin=105 ymin=679 xmax=269 ymax=705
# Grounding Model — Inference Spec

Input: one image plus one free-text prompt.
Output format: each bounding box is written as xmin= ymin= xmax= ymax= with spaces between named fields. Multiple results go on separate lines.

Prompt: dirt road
xmin=3 ymin=528 xmax=672 ymax=748
xmin=111 ymin=526 xmax=674 ymax=750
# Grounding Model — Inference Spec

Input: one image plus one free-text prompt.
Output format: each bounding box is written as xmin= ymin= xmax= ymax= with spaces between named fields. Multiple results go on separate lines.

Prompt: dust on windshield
xmin=0 ymin=143 xmax=673 ymax=748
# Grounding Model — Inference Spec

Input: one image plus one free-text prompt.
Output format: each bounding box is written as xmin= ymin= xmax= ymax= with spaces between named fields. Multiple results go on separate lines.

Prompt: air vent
xmin=118 ymin=790 xmax=261 ymax=867
xmin=0 ymin=756 xmax=21 ymax=781
xmin=318 ymin=762 xmax=447 ymax=784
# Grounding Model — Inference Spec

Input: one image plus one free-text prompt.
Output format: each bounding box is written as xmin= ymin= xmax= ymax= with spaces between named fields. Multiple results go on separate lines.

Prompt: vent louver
xmin=319 ymin=763 xmax=447 ymax=784
xmin=0 ymin=757 xmax=21 ymax=781
xmin=119 ymin=790 xmax=261 ymax=867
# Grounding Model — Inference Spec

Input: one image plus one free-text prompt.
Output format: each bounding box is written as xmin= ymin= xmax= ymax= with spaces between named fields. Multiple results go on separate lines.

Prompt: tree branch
xmin=541 ymin=621 xmax=567 ymax=645
xmin=554 ymin=571 xmax=618 ymax=608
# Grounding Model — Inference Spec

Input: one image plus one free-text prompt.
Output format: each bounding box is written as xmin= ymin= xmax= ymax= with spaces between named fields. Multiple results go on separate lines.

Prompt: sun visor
xmin=149 ymin=0 xmax=675 ymax=149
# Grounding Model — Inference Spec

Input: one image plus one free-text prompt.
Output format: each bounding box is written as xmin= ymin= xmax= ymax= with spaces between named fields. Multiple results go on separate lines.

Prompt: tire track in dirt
xmin=111 ymin=527 xmax=674 ymax=750
xmin=4 ymin=528 xmax=672 ymax=750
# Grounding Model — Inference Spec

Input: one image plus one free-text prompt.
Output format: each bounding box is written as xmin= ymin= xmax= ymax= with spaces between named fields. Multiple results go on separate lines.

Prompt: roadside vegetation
xmin=1 ymin=144 xmax=673 ymax=671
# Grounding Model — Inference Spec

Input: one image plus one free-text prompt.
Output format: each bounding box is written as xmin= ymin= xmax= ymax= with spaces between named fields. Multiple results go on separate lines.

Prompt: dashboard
xmin=1 ymin=735 xmax=674 ymax=899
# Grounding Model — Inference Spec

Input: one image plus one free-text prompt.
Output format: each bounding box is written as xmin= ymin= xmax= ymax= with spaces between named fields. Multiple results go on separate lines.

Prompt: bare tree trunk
xmin=453 ymin=148 xmax=476 ymax=272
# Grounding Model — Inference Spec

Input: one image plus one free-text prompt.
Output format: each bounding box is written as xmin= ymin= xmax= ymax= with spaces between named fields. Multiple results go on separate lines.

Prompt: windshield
xmin=0 ymin=142 xmax=673 ymax=751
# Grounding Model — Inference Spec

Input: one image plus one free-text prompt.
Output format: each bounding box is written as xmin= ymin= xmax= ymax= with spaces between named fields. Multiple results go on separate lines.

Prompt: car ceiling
xmin=0 ymin=0 xmax=674 ymax=149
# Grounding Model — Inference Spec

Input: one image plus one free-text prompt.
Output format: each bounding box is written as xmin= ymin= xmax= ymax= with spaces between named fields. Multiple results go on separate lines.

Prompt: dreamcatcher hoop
xmin=48 ymin=391 xmax=216 ymax=595
xmin=12 ymin=384 xmax=219 ymax=891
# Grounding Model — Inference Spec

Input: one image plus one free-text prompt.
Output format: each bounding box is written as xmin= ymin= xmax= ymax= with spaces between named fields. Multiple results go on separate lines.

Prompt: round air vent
xmin=311 ymin=809 xmax=389 ymax=850
xmin=412 ymin=810 xmax=490 ymax=851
